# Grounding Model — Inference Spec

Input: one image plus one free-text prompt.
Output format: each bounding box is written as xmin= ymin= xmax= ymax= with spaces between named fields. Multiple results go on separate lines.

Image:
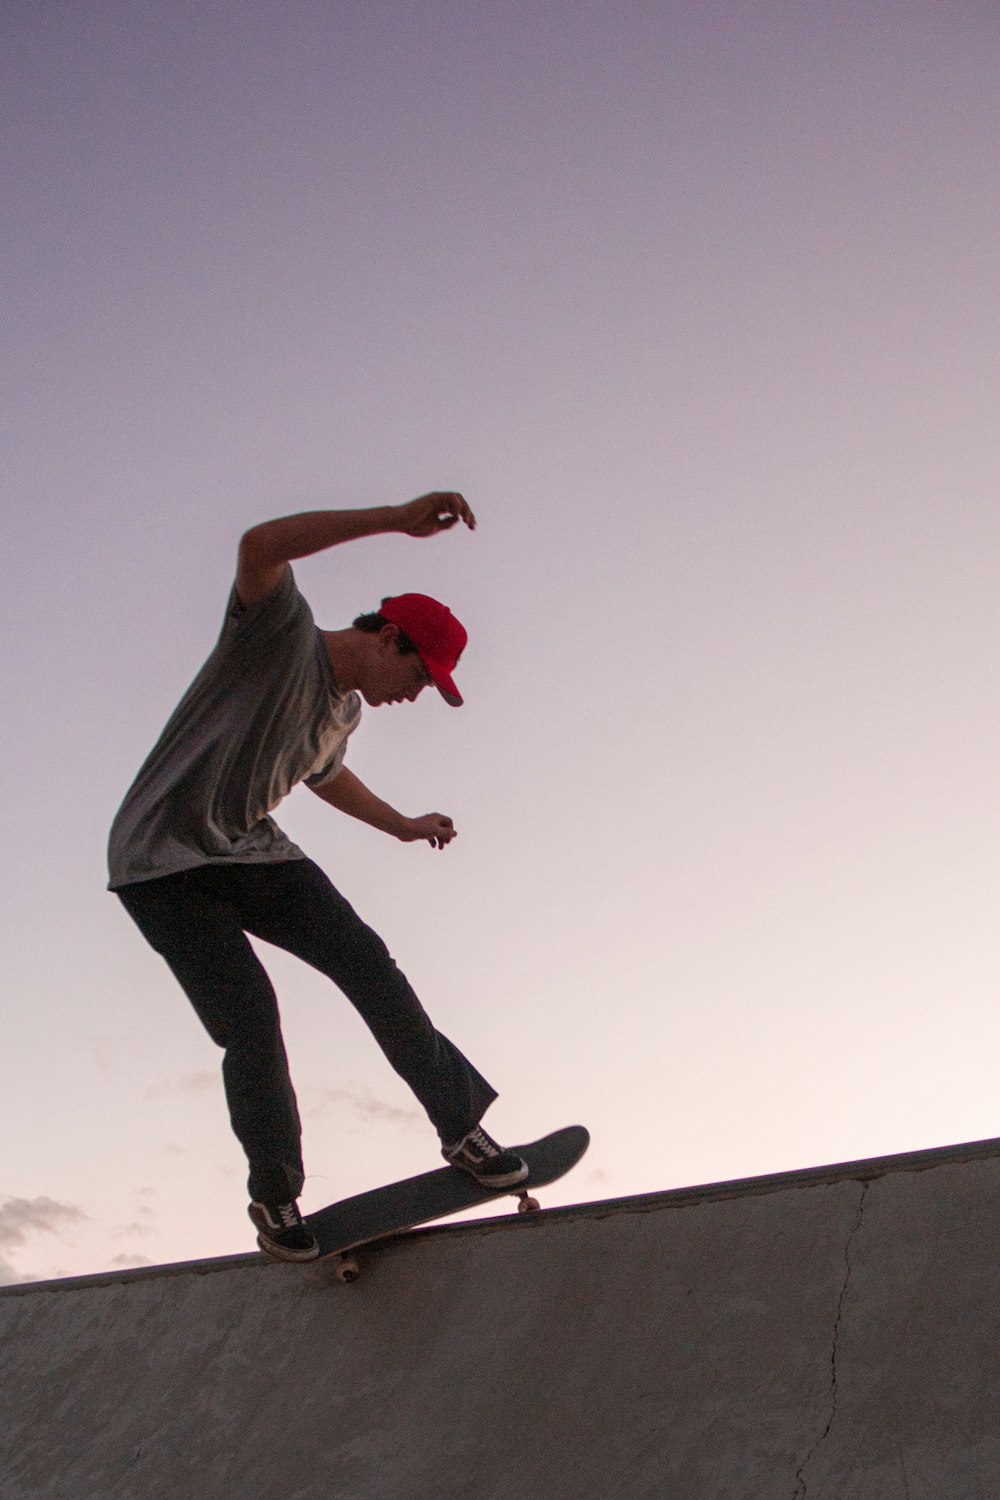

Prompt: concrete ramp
xmin=4 ymin=1138 xmax=1000 ymax=1499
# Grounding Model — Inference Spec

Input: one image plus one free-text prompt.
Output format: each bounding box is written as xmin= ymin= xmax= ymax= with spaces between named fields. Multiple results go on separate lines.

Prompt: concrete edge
xmin=5 ymin=1130 xmax=999 ymax=1300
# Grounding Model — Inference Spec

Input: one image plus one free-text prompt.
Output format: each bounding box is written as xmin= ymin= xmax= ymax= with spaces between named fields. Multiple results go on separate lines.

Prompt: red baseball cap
xmin=380 ymin=594 xmax=467 ymax=706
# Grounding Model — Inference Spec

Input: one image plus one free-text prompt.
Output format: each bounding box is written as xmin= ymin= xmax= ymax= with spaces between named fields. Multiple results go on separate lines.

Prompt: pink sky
xmin=3 ymin=1 xmax=1000 ymax=1282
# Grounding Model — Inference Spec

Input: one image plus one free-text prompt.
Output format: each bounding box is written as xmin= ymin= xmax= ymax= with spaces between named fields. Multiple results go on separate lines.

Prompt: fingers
xmin=428 ymin=815 xmax=456 ymax=850
xmin=447 ymin=492 xmax=477 ymax=530
xmin=424 ymin=492 xmax=477 ymax=531
xmin=403 ymin=813 xmax=456 ymax=849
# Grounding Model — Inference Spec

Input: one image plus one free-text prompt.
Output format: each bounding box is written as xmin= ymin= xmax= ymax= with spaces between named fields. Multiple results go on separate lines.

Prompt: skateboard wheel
xmin=517 ymin=1194 xmax=540 ymax=1213
xmin=335 ymin=1256 xmax=360 ymax=1283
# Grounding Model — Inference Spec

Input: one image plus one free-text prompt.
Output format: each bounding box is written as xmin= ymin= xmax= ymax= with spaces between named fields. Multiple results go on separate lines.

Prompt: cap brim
xmin=424 ymin=658 xmax=462 ymax=707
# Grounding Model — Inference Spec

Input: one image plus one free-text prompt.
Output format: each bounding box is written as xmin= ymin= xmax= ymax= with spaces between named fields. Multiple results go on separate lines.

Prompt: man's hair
xmin=352 ymin=603 xmax=419 ymax=655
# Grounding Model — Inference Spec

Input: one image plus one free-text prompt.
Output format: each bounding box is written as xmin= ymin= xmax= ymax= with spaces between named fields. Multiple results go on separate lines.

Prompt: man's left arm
xmin=308 ymin=767 xmax=456 ymax=850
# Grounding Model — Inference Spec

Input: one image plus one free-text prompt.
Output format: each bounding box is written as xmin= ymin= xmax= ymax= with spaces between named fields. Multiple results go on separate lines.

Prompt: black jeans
xmin=116 ymin=858 xmax=496 ymax=1202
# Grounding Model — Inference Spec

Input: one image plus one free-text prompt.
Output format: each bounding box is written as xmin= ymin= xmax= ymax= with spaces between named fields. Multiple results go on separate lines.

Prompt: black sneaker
xmin=249 ymin=1199 xmax=320 ymax=1262
xmin=443 ymin=1125 xmax=529 ymax=1188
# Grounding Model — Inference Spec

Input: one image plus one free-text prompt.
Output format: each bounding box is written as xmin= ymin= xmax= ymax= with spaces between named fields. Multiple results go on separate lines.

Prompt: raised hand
xmin=396 ymin=492 xmax=477 ymax=538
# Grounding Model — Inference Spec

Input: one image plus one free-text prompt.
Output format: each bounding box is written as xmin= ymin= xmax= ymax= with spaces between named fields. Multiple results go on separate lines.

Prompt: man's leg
xmin=231 ymin=858 xmax=499 ymax=1147
xmin=116 ymin=870 xmax=305 ymax=1205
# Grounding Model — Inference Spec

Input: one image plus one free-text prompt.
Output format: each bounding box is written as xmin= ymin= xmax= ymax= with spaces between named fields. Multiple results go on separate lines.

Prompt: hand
xmin=395 ymin=492 xmax=477 ymax=538
xmin=400 ymin=813 xmax=457 ymax=850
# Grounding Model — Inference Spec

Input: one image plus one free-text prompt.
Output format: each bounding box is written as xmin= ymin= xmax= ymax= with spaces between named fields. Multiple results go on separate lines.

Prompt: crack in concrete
xmin=792 ymin=1180 xmax=869 ymax=1499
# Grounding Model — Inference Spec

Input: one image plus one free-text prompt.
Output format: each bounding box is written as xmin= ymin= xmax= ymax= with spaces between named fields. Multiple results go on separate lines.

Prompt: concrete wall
xmin=4 ymin=1138 xmax=1000 ymax=1499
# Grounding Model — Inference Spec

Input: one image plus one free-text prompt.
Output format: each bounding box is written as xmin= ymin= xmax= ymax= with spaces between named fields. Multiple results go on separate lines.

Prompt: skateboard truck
xmin=335 ymin=1255 xmax=361 ymax=1284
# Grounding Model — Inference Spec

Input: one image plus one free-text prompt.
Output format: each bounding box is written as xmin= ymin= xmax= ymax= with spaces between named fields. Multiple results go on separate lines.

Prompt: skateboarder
xmin=108 ymin=492 xmax=527 ymax=1262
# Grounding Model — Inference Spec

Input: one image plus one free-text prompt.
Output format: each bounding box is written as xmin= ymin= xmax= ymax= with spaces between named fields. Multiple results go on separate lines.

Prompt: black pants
xmin=116 ymin=858 xmax=496 ymax=1202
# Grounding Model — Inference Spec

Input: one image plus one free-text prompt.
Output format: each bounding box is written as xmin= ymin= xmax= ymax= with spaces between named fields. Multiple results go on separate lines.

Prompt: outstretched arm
xmin=308 ymin=766 xmax=457 ymax=850
xmin=236 ymin=492 xmax=476 ymax=606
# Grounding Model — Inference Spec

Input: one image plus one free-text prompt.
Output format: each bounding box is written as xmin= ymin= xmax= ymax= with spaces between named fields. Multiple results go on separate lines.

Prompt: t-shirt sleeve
xmin=218 ymin=566 xmax=304 ymax=648
xmin=304 ymin=695 xmax=362 ymax=787
xmin=304 ymin=740 xmax=349 ymax=788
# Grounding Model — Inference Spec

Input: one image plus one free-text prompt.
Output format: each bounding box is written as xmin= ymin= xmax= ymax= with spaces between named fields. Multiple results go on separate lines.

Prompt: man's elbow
xmin=239 ymin=522 xmax=291 ymax=575
xmin=238 ymin=523 xmax=268 ymax=561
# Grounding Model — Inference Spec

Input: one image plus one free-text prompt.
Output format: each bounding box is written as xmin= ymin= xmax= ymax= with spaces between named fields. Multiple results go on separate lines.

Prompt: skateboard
xmin=306 ymin=1124 xmax=589 ymax=1282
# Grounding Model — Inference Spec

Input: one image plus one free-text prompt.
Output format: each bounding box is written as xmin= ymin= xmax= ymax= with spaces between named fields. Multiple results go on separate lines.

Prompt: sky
xmin=3 ymin=0 xmax=1000 ymax=1284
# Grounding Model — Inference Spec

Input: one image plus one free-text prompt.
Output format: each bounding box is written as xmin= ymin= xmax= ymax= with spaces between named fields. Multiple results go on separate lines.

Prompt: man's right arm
xmin=235 ymin=493 xmax=476 ymax=606
xmin=309 ymin=766 xmax=458 ymax=849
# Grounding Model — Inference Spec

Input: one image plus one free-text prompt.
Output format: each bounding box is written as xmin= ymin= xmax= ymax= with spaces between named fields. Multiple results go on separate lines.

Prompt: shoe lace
xmin=465 ymin=1126 xmax=500 ymax=1159
xmin=277 ymin=1203 xmax=299 ymax=1229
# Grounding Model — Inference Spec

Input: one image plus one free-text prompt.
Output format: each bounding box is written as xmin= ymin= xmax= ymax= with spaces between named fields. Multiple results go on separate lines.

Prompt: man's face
xmin=362 ymin=626 xmax=433 ymax=707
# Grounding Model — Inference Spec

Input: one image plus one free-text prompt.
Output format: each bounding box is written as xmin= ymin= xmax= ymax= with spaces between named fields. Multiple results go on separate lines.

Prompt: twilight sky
xmin=3 ymin=0 xmax=1000 ymax=1282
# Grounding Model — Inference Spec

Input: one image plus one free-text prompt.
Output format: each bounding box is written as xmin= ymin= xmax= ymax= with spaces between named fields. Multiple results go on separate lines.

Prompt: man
xmin=108 ymin=491 xmax=527 ymax=1262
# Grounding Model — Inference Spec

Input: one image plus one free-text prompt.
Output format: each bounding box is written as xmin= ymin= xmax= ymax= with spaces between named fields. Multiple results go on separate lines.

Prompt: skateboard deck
xmin=306 ymin=1124 xmax=589 ymax=1281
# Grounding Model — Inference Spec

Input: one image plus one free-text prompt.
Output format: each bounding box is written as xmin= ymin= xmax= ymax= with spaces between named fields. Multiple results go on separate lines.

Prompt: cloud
xmin=144 ymin=1070 xmax=218 ymax=1101
xmin=0 ymin=1196 xmax=88 ymax=1283
xmin=0 ymin=1196 xmax=87 ymax=1250
xmin=0 ymin=1253 xmax=24 ymax=1285
xmin=307 ymin=1087 xmax=421 ymax=1128
xmin=109 ymin=1254 xmax=151 ymax=1269
xmin=112 ymin=1221 xmax=156 ymax=1240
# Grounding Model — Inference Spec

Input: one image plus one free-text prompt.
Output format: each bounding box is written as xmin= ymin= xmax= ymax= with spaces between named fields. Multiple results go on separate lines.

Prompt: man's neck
xmin=321 ymin=629 xmax=361 ymax=692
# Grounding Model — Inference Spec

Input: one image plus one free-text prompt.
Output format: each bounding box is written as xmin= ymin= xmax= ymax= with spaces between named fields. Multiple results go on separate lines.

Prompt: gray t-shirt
xmin=108 ymin=567 xmax=360 ymax=888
